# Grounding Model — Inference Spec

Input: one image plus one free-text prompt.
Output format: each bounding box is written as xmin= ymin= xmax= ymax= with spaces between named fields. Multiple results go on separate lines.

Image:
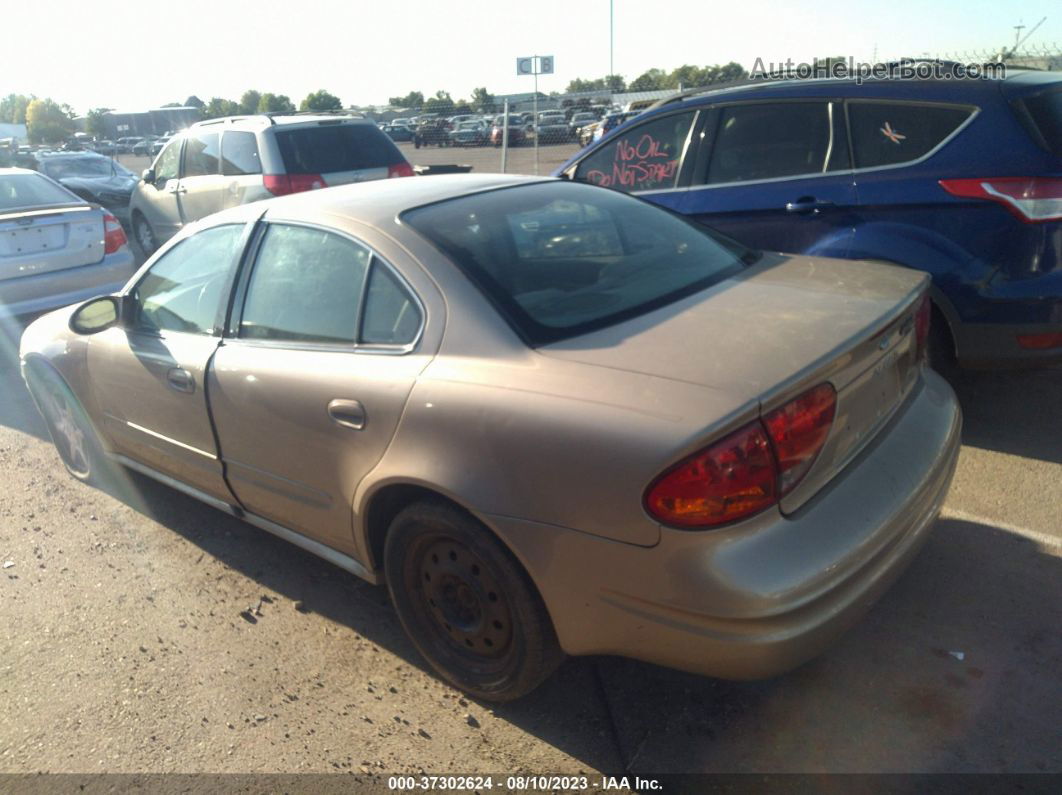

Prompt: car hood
xmin=57 ymin=174 xmax=136 ymax=194
xmin=539 ymin=253 xmax=926 ymax=403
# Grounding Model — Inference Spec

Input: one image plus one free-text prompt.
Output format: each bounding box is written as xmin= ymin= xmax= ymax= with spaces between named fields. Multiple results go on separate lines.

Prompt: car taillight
xmin=388 ymin=162 xmax=415 ymax=178
xmin=263 ymin=173 xmax=326 ymax=196
xmin=762 ymin=383 xmax=836 ymax=495
xmin=645 ymin=383 xmax=836 ymax=528
xmin=914 ymin=291 xmax=931 ymax=361
xmin=103 ymin=213 xmax=127 ymax=254
xmin=939 ymin=177 xmax=1062 ymax=223
xmin=645 ymin=422 xmax=777 ymax=528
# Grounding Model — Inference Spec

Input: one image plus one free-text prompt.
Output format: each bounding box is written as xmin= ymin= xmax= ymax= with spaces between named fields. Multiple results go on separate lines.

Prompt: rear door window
xmin=574 ymin=111 xmax=695 ymax=192
xmin=239 ymin=224 xmax=370 ymax=344
xmin=274 ymin=124 xmax=404 ymax=174
xmin=1017 ymin=89 xmax=1062 ymax=156
xmin=848 ymin=101 xmax=973 ymax=169
xmin=221 ymin=131 xmax=262 ymax=175
xmin=704 ymin=102 xmax=843 ymax=184
xmin=182 ymin=131 xmax=220 ymax=177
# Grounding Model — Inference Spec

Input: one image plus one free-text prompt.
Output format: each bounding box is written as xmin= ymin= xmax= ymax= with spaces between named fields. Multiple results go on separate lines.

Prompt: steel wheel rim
xmin=414 ymin=537 xmax=514 ymax=660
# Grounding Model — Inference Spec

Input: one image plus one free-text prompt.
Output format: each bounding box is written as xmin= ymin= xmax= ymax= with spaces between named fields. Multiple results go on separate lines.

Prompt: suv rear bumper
xmin=956 ymin=321 xmax=1062 ymax=368
xmin=486 ymin=369 xmax=961 ymax=680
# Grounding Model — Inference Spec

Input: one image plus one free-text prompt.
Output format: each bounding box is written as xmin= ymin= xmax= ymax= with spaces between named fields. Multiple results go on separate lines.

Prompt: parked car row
xmin=382 ymin=108 xmax=609 ymax=148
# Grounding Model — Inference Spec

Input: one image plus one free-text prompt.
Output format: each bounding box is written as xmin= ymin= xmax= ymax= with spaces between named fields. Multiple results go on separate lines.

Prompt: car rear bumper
xmin=955 ymin=272 xmax=1062 ymax=367
xmin=486 ymin=368 xmax=962 ymax=680
xmin=0 ymin=247 xmax=135 ymax=321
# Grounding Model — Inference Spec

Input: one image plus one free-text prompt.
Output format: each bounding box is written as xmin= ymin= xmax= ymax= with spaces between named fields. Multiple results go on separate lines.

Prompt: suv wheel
xmin=133 ymin=214 xmax=158 ymax=256
xmin=384 ymin=501 xmax=564 ymax=702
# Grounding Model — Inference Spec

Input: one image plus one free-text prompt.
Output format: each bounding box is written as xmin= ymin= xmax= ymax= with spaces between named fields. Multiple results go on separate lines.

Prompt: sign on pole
xmin=515 ymin=56 xmax=555 ymax=175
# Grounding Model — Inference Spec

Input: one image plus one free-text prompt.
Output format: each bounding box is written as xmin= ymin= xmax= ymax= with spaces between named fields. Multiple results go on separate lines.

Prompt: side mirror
xmin=141 ymin=168 xmax=155 ymax=184
xmin=69 ymin=295 xmax=121 ymax=335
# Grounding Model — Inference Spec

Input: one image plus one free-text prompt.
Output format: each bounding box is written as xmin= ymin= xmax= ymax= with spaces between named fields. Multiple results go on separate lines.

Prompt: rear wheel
xmin=133 ymin=213 xmax=158 ymax=257
xmin=384 ymin=501 xmax=563 ymax=702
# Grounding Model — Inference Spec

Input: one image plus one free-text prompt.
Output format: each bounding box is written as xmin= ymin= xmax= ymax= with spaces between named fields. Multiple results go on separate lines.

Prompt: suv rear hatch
xmin=269 ymin=121 xmax=412 ymax=195
xmin=541 ymin=254 xmax=929 ymax=514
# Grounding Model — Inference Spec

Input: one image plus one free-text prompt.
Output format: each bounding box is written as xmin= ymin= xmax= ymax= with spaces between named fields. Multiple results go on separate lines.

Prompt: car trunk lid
xmin=540 ymin=253 xmax=928 ymax=513
xmin=0 ymin=204 xmax=104 ymax=281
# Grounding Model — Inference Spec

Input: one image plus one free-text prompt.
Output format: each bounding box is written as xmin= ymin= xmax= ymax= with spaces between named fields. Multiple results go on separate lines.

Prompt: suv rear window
xmin=1018 ymin=89 xmax=1062 ymax=157
xmin=274 ymin=124 xmax=404 ymax=174
xmin=848 ymin=101 xmax=973 ymax=169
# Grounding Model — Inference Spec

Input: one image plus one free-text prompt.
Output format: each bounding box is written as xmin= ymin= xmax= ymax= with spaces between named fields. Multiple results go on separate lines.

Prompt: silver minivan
xmin=129 ymin=114 xmax=414 ymax=254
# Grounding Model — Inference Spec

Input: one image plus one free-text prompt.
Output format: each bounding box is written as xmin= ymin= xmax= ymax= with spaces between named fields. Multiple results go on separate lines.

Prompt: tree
xmin=300 ymin=89 xmax=342 ymax=112
xmin=629 ymin=68 xmax=667 ymax=92
xmin=388 ymin=91 xmax=424 ymax=109
xmin=204 ymin=97 xmax=240 ymax=119
xmin=257 ymin=93 xmax=295 ymax=113
xmin=85 ymin=108 xmax=111 ymax=138
xmin=0 ymin=93 xmax=33 ymax=124
xmin=470 ymin=87 xmax=495 ymax=113
xmin=239 ymin=90 xmax=262 ymax=115
xmin=184 ymin=95 xmax=205 ymax=109
xmin=565 ymin=75 xmax=626 ymax=93
xmin=25 ymin=98 xmax=75 ymax=143
xmin=423 ymin=90 xmax=454 ymax=116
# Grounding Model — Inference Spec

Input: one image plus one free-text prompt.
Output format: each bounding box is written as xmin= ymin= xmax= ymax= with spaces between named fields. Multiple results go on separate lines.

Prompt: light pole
xmin=610 ymin=0 xmax=614 ymax=84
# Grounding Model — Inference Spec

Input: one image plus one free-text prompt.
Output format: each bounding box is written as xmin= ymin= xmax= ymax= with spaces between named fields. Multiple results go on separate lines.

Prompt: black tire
xmin=384 ymin=501 xmax=563 ymax=702
xmin=24 ymin=361 xmax=107 ymax=483
xmin=928 ymin=305 xmax=959 ymax=378
xmin=132 ymin=213 xmax=158 ymax=257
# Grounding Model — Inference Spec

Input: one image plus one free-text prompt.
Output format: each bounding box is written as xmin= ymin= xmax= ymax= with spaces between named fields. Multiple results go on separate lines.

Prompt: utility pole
xmin=1014 ymin=23 xmax=1025 ymax=52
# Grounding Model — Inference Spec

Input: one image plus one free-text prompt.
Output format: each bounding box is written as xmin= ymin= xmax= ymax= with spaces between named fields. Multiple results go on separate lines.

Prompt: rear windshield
xmin=1020 ymin=89 xmax=1062 ymax=156
xmin=0 ymin=173 xmax=80 ymax=211
xmin=41 ymin=157 xmax=134 ymax=179
xmin=274 ymin=124 xmax=404 ymax=174
xmin=403 ymin=181 xmax=748 ymax=345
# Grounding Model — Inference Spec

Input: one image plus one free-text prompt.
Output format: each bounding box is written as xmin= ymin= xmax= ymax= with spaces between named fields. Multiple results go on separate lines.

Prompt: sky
xmin=6 ymin=0 xmax=1059 ymax=115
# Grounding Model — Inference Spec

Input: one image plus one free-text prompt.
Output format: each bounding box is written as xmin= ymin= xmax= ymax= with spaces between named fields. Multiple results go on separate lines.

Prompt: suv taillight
xmin=645 ymin=383 xmax=836 ymax=528
xmin=388 ymin=162 xmax=415 ymax=178
xmin=939 ymin=177 xmax=1062 ymax=222
xmin=263 ymin=173 xmax=326 ymax=196
xmin=103 ymin=213 xmax=127 ymax=254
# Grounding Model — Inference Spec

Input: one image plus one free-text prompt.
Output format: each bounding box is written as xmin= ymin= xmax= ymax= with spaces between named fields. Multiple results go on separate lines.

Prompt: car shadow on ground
xmin=89 ymin=464 xmax=628 ymax=774
xmin=61 ymin=452 xmax=1062 ymax=776
xmin=946 ymin=366 xmax=1062 ymax=465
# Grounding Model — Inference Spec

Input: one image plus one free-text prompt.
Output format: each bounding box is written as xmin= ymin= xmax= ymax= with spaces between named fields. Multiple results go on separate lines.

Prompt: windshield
xmin=0 ymin=172 xmax=80 ymax=211
xmin=403 ymin=181 xmax=749 ymax=345
xmin=41 ymin=157 xmax=132 ymax=179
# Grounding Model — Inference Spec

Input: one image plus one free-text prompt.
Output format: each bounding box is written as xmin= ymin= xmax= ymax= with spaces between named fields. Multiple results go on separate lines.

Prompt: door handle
xmin=327 ymin=399 xmax=366 ymax=431
xmin=785 ymin=197 xmax=835 ymax=214
xmin=167 ymin=185 xmax=187 ymax=195
xmin=166 ymin=368 xmax=195 ymax=393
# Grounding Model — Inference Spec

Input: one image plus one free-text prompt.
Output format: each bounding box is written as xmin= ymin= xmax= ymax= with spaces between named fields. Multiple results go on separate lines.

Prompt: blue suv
xmin=557 ymin=69 xmax=1062 ymax=368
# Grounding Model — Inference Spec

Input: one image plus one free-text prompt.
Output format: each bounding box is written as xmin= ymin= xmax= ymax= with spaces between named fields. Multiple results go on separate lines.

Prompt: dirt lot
xmin=1 ymin=314 xmax=1060 ymax=782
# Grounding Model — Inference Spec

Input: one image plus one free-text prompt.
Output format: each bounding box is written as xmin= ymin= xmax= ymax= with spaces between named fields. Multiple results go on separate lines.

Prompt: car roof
xmin=190 ymin=113 xmax=373 ymax=132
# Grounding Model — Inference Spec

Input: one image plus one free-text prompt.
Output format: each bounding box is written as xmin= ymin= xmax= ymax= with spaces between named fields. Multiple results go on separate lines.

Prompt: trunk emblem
xmin=878 ymin=335 xmax=890 ymax=350
xmin=16 ymin=217 xmax=33 ymax=226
